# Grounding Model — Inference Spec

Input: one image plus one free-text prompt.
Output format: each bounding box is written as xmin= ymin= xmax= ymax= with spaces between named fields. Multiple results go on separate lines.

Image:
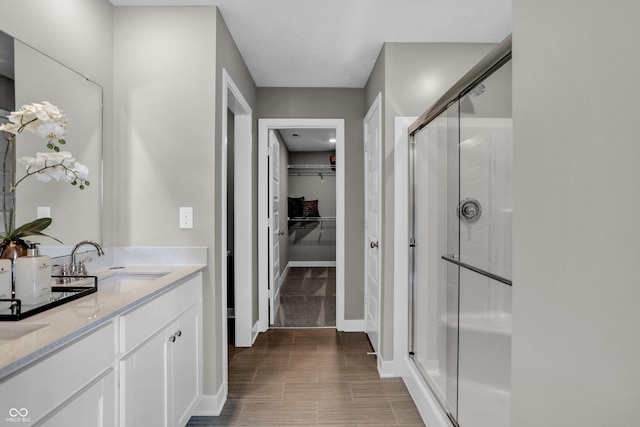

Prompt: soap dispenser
xmin=15 ymin=242 xmax=52 ymax=305
xmin=0 ymin=258 xmax=11 ymax=310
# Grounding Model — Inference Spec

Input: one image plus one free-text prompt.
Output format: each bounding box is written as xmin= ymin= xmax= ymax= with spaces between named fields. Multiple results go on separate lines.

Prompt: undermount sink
xmin=99 ymin=271 xmax=169 ymax=293
xmin=0 ymin=323 xmax=48 ymax=341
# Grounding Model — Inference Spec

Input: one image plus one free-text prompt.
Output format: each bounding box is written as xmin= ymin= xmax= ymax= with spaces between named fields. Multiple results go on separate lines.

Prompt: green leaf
xmin=6 ymin=218 xmax=63 ymax=244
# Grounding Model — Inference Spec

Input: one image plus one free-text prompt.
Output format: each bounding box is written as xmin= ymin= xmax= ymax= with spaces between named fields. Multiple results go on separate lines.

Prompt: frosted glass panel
xmin=411 ymin=104 xmax=459 ymax=418
xmin=459 ymin=61 xmax=513 ymax=281
xmin=410 ymin=58 xmax=512 ymax=427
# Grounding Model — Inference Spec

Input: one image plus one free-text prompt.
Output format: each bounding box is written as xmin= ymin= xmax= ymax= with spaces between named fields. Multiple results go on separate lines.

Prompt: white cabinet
xmin=121 ymin=327 xmax=169 ymax=427
xmin=169 ymin=304 xmax=201 ymax=427
xmin=40 ymin=370 xmax=116 ymax=427
xmin=0 ymin=321 xmax=116 ymax=425
xmin=120 ymin=274 xmax=202 ymax=427
xmin=0 ymin=271 xmax=203 ymax=427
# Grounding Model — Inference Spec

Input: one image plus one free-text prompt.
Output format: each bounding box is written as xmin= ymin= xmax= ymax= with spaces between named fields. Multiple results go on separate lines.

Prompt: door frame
xmin=258 ymin=118 xmax=345 ymax=331
xmin=363 ymin=93 xmax=382 ymax=357
xmin=221 ymin=69 xmax=254 ymax=355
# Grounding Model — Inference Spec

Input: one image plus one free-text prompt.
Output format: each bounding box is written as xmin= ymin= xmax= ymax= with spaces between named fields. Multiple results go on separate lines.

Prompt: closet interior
xmin=273 ymin=128 xmax=336 ymax=327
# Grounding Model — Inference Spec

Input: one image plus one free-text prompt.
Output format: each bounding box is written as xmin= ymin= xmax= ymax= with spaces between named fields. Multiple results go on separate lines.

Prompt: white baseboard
xmin=403 ymin=358 xmax=452 ymax=427
xmin=194 ymin=383 xmax=226 ymax=417
xmin=377 ymin=358 xmax=398 ymax=378
xmin=251 ymin=320 xmax=260 ymax=344
xmin=280 ymin=263 xmax=290 ymax=282
xmin=288 ymin=260 xmax=337 ymax=267
xmin=342 ymin=319 xmax=364 ymax=332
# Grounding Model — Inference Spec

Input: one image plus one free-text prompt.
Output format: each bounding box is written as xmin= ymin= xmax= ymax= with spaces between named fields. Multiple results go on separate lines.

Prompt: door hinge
xmin=267 ymin=217 xmax=272 ymax=228
xmin=268 ymin=288 xmax=273 ymax=299
xmin=267 ymin=145 xmax=272 ymax=156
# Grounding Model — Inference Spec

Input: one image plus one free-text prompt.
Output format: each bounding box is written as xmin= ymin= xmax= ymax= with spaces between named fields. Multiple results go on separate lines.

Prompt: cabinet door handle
xmin=370 ymin=241 xmax=379 ymax=249
xmin=168 ymin=334 xmax=176 ymax=343
xmin=175 ymin=330 xmax=182 ymax=337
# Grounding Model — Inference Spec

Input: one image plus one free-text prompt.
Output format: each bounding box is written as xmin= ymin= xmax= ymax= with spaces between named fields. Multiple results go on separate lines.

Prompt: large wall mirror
xmin=0 ymin=30 xmax=102 ymax=257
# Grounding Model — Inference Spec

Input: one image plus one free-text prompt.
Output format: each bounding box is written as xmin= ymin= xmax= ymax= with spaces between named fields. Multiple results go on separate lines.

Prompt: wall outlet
xmin=179 ymin=207 xmax=193 ymax=229
xmin=37 ymin=206 xmax=51 ymax=219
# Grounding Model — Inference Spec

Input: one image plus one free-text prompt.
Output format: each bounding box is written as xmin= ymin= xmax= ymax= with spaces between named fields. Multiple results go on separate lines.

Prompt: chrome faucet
xmin=70 ymin=240 xmax=104 ymax=276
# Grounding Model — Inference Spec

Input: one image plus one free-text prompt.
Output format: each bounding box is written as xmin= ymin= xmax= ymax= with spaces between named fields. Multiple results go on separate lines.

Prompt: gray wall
xmin=214 ymin=8 xmax=258 ymax=389
xmin=113 ymin=5 xmax=257 ymax=398
xmin=0 ymin=0 xmax=115 ymax=248
xmin=511 ymin=1 xmax=640 ymax=425
xmin=113 ymin=6 xmax=219 ymax=396
xmin=257 ymin=88 xmax=365 ymax=320
xmin=364 ymin=42 xmax=496 ymax=361
xmin=287 ymin=151 xmax=336 ymax=262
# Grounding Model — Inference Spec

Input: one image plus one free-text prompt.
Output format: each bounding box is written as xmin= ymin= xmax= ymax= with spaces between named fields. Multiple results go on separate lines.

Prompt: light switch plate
xmin=179 ymin=207 xmax=193 ymax=229
xmin=37 ymin=206 xmax=51 ymax=218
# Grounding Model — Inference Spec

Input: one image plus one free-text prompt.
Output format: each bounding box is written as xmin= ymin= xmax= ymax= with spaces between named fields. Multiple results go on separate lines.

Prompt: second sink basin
xmin=0 ymin=323 xmax=48 ymax=341
xmin=99 ymin=271 xmax=169 ymax=293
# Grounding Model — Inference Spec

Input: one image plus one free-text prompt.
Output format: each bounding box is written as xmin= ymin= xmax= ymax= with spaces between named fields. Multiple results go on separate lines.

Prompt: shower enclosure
xmin=409 ymin=38 xmax=512 ymax=427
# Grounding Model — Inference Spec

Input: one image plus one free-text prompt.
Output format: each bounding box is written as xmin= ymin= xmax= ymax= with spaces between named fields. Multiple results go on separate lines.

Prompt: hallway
xmin=188 ymin=328 xmax=424 ymax=426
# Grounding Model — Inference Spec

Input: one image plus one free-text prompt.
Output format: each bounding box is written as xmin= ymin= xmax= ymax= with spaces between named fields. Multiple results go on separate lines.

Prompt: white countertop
xmin=0 ymin=263 xmax=206 ymax=381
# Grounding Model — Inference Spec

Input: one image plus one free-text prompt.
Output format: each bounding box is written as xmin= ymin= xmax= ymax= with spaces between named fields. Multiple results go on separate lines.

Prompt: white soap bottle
xmin=0 ymin=258 xmax=12 ymax=310
xmin=15 ymin=243 xmax=52 ymax=306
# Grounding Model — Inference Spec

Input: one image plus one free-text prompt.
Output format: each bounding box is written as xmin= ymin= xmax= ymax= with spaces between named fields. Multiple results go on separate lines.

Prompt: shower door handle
xmin=370 ymin=241 xmax=379 ymax=249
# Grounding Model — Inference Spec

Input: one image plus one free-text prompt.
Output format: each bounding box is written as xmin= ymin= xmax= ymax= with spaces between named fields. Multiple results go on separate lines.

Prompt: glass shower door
xmin=410 ymin=102 xmax=460 ymax=421
xmin=410 ymin=55 xmax=512 ymax=427
xmin=456 ymin=61 xmax=512 ymax=427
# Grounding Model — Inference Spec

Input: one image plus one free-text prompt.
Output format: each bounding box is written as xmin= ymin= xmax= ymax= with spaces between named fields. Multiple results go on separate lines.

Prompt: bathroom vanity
xmin=0 ymin=262 xmax=205 ymax=426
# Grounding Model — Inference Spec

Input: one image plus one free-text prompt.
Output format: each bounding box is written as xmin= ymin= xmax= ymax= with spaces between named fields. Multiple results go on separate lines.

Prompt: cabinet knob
xmin=175 ymin=330 xmax=182 ymax=337
xmin=168 ymin=334 xmax=176 ymax=343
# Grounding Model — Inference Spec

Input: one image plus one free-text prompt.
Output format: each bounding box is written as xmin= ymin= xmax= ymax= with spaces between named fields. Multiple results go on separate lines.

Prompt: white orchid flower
xmin=36 ymin=120 xmax=67 ymax=141
xmin=0 ymin=123 xmax=18 ymax=134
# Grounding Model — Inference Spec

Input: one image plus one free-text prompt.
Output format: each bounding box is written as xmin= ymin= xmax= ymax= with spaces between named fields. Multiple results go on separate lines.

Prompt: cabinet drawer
xmin=120 ymin=274 xmax=201 ymax=354
xmin=0 ymin=321 xmax=115 ymax=424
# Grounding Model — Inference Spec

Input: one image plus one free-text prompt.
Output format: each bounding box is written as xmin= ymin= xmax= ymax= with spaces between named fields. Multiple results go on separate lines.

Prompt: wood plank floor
xmin=187 ymin=328 xmax=425 ymax=426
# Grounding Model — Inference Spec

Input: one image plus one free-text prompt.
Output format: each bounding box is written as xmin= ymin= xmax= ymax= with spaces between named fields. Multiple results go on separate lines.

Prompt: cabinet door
xmin=121 ymin=328 xmax=170 ymax=427
xmin=40 ymin=370 xmax=115 ymax=427
xmin=170 ymin=303 xmax=201 ymax=427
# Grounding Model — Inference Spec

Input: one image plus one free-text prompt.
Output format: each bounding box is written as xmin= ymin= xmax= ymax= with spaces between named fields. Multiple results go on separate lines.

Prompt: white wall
xmin=512 ymin=1 xmax=640 ymax=425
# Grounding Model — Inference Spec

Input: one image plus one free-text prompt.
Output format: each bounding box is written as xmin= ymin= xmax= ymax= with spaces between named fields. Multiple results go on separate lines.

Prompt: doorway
xmin=258 ymin=119 xmax=345 ymax=331
xmin=273 ymin=127 xmax=337 ymax=327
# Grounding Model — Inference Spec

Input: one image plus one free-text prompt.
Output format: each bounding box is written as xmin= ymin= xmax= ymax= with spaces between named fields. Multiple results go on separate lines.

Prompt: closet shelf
xmin=287 ymin=165 xmax=336 ymax=177
xmin=288 ymin=216 xmax=336 ymax=221
xmin=288 ymin=164 xmax=334 ymax=170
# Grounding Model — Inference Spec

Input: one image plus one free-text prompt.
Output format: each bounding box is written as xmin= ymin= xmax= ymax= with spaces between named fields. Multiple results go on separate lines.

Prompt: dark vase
xmin=329 ymin=154 xmax=336 ymax=171
xmin=0 ymin=239 xmax=29 ymax=262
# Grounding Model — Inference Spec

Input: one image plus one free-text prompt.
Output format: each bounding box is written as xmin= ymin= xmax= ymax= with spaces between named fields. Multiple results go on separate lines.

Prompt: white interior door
xmin=268 ymin=130 xmax=282 ymax=325
xmin=364 ymin=94 xmax=382 ymax=354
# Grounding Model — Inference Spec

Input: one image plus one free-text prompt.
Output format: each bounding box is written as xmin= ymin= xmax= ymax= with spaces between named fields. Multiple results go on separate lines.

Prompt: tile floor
xmin=187 ymin=328 xmax=425 ymax=426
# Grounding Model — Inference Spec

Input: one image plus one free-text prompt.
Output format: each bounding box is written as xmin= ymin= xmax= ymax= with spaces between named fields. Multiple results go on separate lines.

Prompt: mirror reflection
xmin=0 ymin=30 xmax=102 ymax=257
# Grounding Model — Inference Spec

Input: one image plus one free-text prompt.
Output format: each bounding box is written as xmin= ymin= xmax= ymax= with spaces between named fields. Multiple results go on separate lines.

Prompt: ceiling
xmin=278 ymin=128 xmax=336 ymax=152
xmin=108 ymin=0 xmax=512 ymax=88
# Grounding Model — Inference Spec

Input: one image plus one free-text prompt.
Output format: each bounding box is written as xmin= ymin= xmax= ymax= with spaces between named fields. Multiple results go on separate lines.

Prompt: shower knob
xmin=458 ymin=198 xmax=482 ymax=223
